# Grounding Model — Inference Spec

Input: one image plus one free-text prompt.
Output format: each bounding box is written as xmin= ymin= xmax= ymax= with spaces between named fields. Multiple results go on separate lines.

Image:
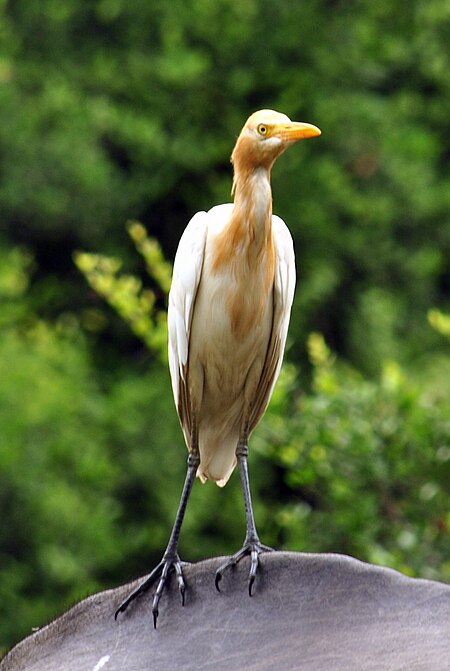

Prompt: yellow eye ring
xmin=257 ymin=124 xmax=268 ymax=136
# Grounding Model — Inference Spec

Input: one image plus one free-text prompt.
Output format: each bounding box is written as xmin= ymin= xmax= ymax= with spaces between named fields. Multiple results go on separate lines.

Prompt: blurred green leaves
xmin=428 ymin=308 xmax=450 ymax=341
xmin=74 ymin=222 xmax=171 ymax=356
xmin=256 ymin=335 xmax=450 ymax=582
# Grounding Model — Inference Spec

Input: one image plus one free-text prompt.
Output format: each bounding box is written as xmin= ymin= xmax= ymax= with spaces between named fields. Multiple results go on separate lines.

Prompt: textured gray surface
xmin=2 ymin=552 xmax=449 ymax=671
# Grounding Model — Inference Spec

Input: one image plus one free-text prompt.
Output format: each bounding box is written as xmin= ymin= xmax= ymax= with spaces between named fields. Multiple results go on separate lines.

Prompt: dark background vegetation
xmin=1 ymin=0 xmax=449 ymax=651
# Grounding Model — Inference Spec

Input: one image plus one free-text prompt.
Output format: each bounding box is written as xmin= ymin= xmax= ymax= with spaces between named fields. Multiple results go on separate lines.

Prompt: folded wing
xmin=248 ymin=215 xmax=296 ymax=433
xmin=168 ymin=210 xmax=208 ymax=442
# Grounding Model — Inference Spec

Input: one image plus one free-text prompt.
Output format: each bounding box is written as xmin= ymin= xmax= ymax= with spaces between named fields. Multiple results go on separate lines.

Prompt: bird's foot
xmin=215 ymin=540 xmax=274 ymax=595
xmin=114 ymin=554 xmax=186 ymax=628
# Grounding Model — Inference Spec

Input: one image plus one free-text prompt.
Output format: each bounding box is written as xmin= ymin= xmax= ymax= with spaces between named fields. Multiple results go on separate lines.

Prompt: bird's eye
xmin=257 ymin=124 xmax=268 ymax=136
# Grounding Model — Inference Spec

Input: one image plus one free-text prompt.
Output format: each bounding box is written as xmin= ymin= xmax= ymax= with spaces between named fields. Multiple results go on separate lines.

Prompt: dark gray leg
xmin=215 ymin=441 xmax=273 ymax=595
xmin=115 ymin=451 xmax=200 ymax=628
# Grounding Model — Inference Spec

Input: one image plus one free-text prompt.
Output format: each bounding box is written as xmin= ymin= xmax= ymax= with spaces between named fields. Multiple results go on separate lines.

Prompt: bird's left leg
xmin=115 ymin=449 xmax=199 ymax=627
xmin=215 ymin=438 xmax=273 ymax=595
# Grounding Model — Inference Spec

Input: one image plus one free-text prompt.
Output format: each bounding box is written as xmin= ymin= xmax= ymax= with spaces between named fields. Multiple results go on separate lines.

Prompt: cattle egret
xmin=115 ymin=109 xmax=321 ymax=627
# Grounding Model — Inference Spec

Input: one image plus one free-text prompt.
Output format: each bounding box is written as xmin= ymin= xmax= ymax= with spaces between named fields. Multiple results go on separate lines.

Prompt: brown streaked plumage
xmin=115 ymin=109 xmax=321 ymax=627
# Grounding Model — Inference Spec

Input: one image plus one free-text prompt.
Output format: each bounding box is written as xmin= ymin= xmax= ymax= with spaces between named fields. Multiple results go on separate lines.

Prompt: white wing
xmin=248 ymin=214 xmax=296 ymax=431
xmin=168 ymin=210 xmax=208 ymax=437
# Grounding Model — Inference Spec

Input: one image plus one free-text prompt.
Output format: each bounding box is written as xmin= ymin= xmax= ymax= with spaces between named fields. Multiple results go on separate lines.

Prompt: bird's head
xmin=231 ymin=109 xmax=321 ymax=173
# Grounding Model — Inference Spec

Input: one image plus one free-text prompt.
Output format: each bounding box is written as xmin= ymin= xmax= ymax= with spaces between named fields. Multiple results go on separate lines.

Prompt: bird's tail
xmin=197 ymin=428 xmax=239 ymax=487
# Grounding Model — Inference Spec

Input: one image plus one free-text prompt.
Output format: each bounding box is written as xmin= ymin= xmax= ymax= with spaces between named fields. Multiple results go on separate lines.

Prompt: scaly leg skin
xmin=215 ymin=442 xmax=274 ymax=595
xmin=115 ymin=452 xmax=199 ymax=628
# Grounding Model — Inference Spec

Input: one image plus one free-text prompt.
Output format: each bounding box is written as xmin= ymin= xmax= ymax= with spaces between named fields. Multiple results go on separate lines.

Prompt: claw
xmin=174 ymin=561 xmax=186 ymax=605
xmin=248 ymin=574 xmax=255 ymax=596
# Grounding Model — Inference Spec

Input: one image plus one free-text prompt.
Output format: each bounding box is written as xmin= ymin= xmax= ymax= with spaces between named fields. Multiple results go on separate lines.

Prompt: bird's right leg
xmin=215 ymin=438 xmax=273 ymax=595
xmin=115 ymin=449 xmax=199 ymax=628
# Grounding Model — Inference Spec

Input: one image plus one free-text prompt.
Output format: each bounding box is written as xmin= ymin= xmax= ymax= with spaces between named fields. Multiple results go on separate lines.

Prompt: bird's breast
xmin=189 ymin=268 xmax=273 ymax=410
xmin=192 ymin=259 xmax=273 ymax=345
xmin=213 ymin=259 xmax=273 ymax=342
xmin=189 ymin=232 xmax=274 ymax=370
xmin=209 ymin=222 xmax=275 ymax=341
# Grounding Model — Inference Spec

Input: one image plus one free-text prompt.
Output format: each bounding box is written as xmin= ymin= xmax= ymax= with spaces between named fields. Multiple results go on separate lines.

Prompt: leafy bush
xmin=0 ymin=246 xmax=118 ymax=646
xmin=254 ymin=334 xmax=450 ymax=582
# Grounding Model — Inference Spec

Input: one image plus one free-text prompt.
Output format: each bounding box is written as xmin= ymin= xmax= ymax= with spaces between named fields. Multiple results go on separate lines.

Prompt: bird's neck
xmin=211 ymin=164 xmax=275 ymax=277
xmin=233 ymin=168 xmax=272 ymax=227
xmin=210 ymin=164 xmax=275 ymax=339
xmin=230 ymin=165 xmax=273 ymax=253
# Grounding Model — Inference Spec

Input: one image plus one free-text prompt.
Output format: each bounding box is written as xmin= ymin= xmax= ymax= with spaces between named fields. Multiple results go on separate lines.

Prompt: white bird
xmin=116 ymin=109 xmax=321 ymax=627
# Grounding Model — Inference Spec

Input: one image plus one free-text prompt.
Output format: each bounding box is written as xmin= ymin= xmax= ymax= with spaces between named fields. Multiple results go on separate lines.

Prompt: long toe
xmin=215 ymin=541 xmax=273 ymax=594
xmin=115 ymin=555 xmax=186 ymax=626
xmin=150 ymin=558 xmax=186 ymax=628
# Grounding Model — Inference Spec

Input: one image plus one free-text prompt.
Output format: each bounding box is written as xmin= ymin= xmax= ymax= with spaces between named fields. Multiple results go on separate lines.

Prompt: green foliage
xmin=74 ymin=222 xmax=171 ymax=357
xmin=126 ymin=221 xmax=172 ymax=295
xmin=254 ymin=334 xmax=450 ymax=582
xmin=428 ymin=308 xmax=450 ymax=341
xmin=0 ymin=248 xmax=125 ymax=644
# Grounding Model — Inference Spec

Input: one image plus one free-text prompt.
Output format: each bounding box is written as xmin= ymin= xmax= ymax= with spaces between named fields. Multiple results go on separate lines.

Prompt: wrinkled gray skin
xmin=2 ymin=552 xmax=449 ymax=671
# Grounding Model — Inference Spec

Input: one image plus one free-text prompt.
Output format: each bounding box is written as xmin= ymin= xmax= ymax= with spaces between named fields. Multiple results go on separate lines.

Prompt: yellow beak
xmin=276 ymin=121 xmax=321 ymax=142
